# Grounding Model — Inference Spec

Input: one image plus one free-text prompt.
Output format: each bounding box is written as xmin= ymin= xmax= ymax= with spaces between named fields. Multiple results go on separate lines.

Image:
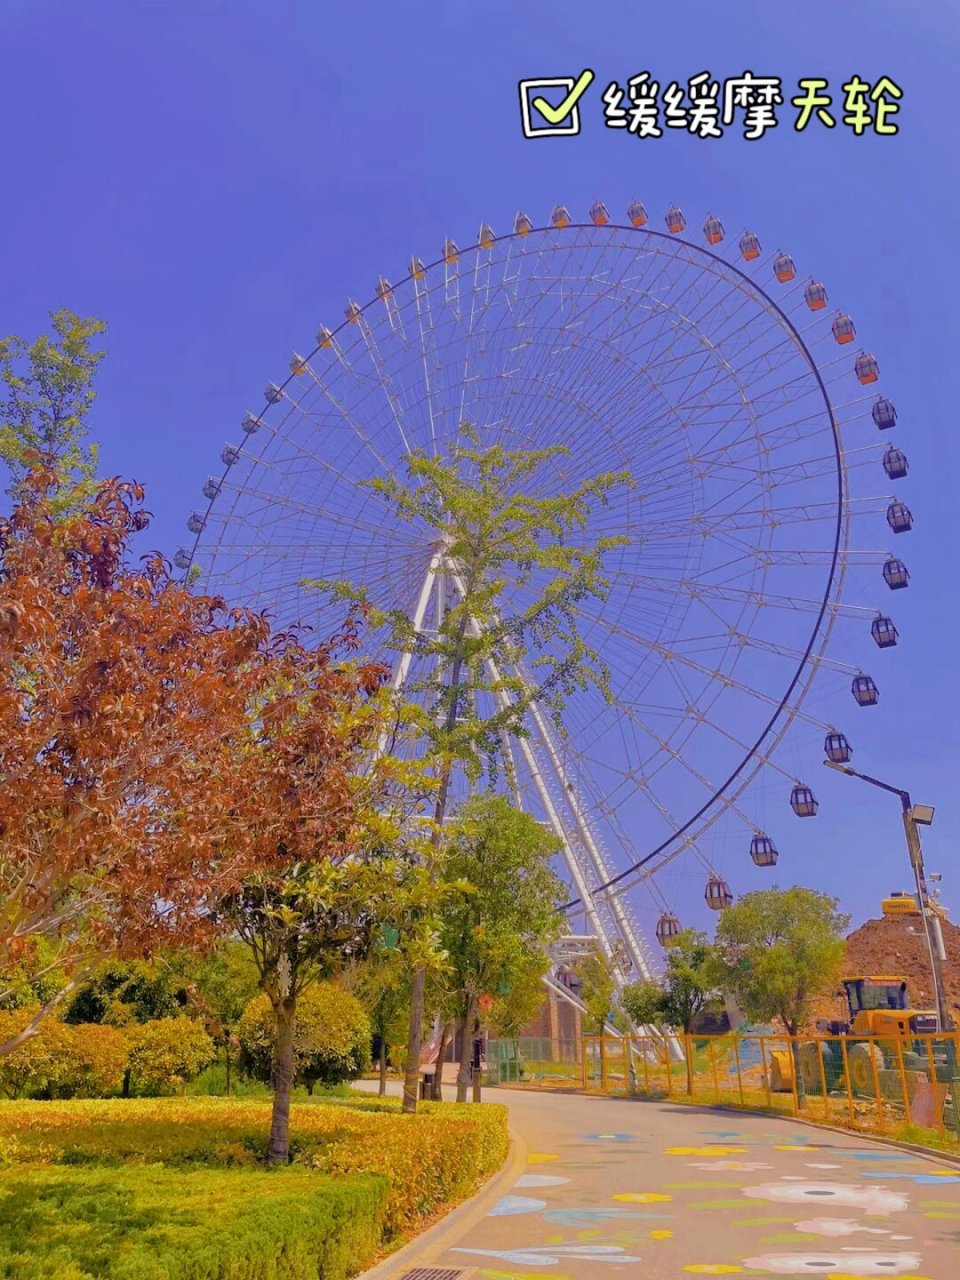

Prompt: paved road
xmin=378 ymin=1084 xmax=960 ymax=1278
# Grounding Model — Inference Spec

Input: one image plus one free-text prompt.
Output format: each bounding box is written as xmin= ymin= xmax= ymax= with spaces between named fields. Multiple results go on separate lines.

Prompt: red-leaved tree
xmin=0 ymin=463 xmax=394 ymax=1057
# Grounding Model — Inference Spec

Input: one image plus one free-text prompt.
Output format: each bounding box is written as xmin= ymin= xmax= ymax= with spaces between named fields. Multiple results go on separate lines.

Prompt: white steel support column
xmin=473 ymin=650 xmax=615 ymax=965
xmin=491 ymin=674 xmax=615 ymax=965
xmin=446 ymin=566 xmax=617 ymax=965
xmin=524 ymin=698 xmax=657 ymax=984
xmin=391 ymin=550 xmax=442 ymax=691
xmin=376 ymin=550 xmax=442 ymax=757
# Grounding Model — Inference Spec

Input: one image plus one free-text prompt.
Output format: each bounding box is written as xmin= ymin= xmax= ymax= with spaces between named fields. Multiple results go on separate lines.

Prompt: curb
xmin=355 ymin=1121 xmax=529 ymax=1280
xmin=497 ymin=1082 xmax=960 ymax=1171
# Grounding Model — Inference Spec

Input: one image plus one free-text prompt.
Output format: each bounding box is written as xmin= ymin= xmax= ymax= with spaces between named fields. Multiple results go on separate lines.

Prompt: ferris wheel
xmin=176 ymin=200 xmax=912 ymax=985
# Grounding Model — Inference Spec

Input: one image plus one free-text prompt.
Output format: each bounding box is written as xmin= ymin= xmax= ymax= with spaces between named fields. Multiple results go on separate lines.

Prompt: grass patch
xmin=0 ymin=1164 xmax=386 ymax=1280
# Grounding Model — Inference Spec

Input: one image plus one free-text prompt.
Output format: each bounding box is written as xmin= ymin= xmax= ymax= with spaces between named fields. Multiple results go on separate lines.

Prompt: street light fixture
xmin=823 ymin=757 xmax=952 ymax=1033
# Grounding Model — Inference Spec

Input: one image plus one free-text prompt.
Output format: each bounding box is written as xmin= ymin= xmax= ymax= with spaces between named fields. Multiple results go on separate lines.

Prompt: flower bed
xmin=0 ymin=1095 xmax=510 ymax=1273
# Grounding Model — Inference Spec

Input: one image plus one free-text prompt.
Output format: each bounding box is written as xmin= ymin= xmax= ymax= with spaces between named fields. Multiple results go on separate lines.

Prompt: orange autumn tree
xmin=0 ymin=462 xmax=372 ymax=1055
xmin=217 ymin=634 xmax=428 ymax=1164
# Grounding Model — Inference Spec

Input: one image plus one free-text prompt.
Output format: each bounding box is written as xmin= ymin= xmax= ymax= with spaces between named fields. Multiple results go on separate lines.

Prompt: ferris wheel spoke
xmin=567 ymin=697 xmax=769 ymax=847
xmin=612 ymin=571 xmax=880 ymax=622
xmin=199 ymin=471 xmax=425 ymax=546
xmin=553 ymin=725 xmax=722 ymax=883
xmin=569 ymin=603 xmax=850 ymax=734
xmin=272 ymin=368 xmax=402 ymax=481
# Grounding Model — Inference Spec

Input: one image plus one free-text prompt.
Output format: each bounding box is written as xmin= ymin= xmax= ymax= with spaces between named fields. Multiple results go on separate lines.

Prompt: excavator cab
xmin=844 ymin=977 xmax=908 ymax=1019
xmin=839 ymin=976 xmax=938 ymax=1038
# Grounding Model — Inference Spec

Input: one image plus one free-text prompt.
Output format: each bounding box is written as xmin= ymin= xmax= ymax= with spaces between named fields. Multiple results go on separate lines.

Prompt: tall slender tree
xmin=575 ymin=945 xmax=617 ymax=1036
xmin=1 ymin=310 xmax=104 ymax=511
xmin=621 ymin=930 xmax=720 ymax=1094
xmin=315 ymin=434 xmax=630 ymax=1111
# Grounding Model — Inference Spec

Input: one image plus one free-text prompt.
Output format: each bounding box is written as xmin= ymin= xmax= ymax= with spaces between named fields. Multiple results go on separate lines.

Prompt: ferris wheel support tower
xmin=396 ymin=552 xmax=681 ymax=1058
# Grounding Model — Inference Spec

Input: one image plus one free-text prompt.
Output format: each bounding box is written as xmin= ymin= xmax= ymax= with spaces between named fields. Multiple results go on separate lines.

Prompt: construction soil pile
xmin=804 ymin=913 xmax=960 ymax=1030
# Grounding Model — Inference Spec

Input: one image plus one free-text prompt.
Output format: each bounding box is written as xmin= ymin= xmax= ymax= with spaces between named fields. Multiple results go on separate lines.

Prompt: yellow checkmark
xmin=531 ymin=70 xmax=595 ymax=126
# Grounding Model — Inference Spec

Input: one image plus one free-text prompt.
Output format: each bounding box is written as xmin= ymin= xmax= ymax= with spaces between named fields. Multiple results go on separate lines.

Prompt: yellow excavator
xmin=882 ymin=890 xmax=949 ymax=921
xmin=769 ymin=975 xmax=941 ymax=1094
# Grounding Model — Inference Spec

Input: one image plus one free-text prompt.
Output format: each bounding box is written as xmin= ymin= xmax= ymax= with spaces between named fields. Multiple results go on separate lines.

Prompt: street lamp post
xmin=822 ymin=759 xmax=953 ymax=1033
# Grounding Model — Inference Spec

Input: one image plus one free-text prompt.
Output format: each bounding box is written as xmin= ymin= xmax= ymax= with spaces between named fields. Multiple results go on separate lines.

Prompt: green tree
xmin=175 ymin=942 xmax=261 ymax=1094
xmin=489 ymin=952 xmax=557 ymax=1079
xmin=63 ymin=960 xmax=190 ymax=1027
xmin=621 ymin=930 xmax=720 ymax=1094
xmin=350 ymin=952 xmax=411 ymax=1096
xmin=316 ymin=434 xmax=629 ymax=1112
xmin=708 ymin=886 xmax=849 ymax=1105
xmin=575 ymin=946 xmax=617 ymax=1036
xmin=0 ymin=310 xmax=103 ymax=510
xmin=439 ymin=795 xmax=564 ymax=1101
xmin=223 ymin=860 xmax=381 ymax=1153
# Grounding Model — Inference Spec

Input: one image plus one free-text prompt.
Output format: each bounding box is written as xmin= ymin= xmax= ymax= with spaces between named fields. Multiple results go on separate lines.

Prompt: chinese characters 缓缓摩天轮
xmin=596 ymin=71 xmax=902 ymax=139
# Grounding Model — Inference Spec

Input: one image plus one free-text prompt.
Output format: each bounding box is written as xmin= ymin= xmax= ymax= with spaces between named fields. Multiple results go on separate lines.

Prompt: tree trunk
xmin=225 ymin=1041 xmax=232 ymax=1096
xmin=456 ymin=1003 xmax=476 ymax=1103
xmin=684 ymin=1029 xmax=695 ymax=1096
xmin=378 ymin=1036 xmax=388 ymax=1096
xmin=404 ymin=619 xmax=469 ymax=1114
xmin=432 ymin=1020 xmax=452 ymax=1100
xmin=268 ymin=995 xmax=297 ymax=1165
xmin=789 ymin=1028 xmax=807 ymax=1109
xmin=402 ymin=965 xmax=426 ymax=1114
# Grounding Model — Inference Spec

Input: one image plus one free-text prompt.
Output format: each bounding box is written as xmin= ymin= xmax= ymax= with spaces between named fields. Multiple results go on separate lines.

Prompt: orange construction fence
xmin=579 ymin=1030 xmax=960 ymax=1147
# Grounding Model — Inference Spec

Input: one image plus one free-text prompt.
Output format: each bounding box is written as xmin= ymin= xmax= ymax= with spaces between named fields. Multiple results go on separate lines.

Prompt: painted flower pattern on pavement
xmin=689 ymin=1160 xmax=773 ymax=1172
xmin=453 ymin=1244 xmax=643 ymax=1265
xmin=741 ymin=1250 xmax=922 ymax=1276
xmin=742 ymin=1180 xmax=909 ymax=1214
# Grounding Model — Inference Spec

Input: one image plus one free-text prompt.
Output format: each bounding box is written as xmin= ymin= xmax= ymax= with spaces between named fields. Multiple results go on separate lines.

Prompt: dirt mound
xmin=803 ymin=914 xmax=960 ymax=1030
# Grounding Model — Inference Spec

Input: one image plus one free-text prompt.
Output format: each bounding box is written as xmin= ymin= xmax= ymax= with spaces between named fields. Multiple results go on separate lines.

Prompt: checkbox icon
xmin=519 ymin=70 xmax=595 ymax=138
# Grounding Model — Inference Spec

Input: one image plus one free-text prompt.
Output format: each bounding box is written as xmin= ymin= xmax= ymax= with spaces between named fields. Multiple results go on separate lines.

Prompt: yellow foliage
xmin=127 ymin=1018 xmax=215 ymax=1091
xmin=0 ymin=1011 xmax=129 ymax=1099
xmin=0 ymin=1095 xmax=509 ymax=1236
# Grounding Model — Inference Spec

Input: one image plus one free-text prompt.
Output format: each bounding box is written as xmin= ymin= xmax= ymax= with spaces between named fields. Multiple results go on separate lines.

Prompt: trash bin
xmin=419 ymin=1072 xmax=434 ymax=1100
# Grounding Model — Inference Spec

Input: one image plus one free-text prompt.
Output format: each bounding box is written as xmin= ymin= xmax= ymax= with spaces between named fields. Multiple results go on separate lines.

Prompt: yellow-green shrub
xmin=237 ymin=983 xmax=370 ymax=1089
xmin=127 ymin=1018 xmax=215 ymax=1093
xmin=0 ymin=1163 xmax=387 ymax=1279
xmin=0 ymin=1008 xmax=62 ymax=1098
xmin=0 ymin=1013 xmax=130 ymax=1099
xmin=55 ymin=1023 xmax=131 ymax=1097
xmin=316 ymin=1102 xmax=509 ymax=1234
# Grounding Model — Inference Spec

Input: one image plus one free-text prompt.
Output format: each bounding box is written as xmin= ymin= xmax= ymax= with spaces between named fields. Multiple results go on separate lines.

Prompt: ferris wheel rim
xmin=177 ymin=220 xmax=844 ymax=583
xmin=179 ymin=213 xmax=850 ymax=917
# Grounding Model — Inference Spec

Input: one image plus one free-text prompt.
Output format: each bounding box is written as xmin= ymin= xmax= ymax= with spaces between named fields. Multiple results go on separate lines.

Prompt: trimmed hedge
xmin=0 ymin=1095 xmax=510 ymax=1259
xmin=0 ymin=1164 xmax=387 ymax=1280
xmin=315 ymin=1100 xmax=509 ymax=1234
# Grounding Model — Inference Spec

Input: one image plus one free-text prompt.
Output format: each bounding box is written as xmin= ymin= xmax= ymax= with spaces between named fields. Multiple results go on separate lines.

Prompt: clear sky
xmin=3 ymin=0 xmax=958 ymax=934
